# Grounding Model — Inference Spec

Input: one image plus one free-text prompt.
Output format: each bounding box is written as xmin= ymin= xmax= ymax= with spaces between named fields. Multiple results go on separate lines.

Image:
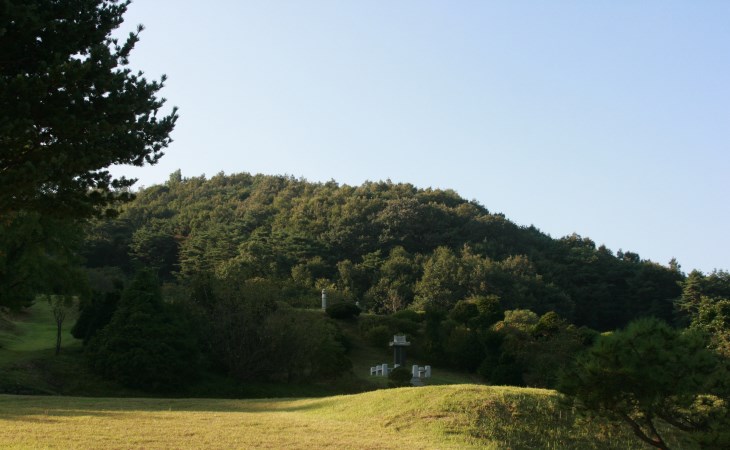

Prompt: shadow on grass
xmin=0 ymin=394 xmax=343 ymax=421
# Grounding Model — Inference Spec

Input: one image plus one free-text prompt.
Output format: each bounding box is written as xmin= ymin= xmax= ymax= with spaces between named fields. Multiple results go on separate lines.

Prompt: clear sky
xmin=112 ymin=1 xmax=730 ymax=274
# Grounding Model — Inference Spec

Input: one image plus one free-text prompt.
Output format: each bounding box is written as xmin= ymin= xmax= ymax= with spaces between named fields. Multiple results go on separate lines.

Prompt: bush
xmin=388 ymin=317 xmax=420 ymax=335
xmin=364 ymin=325 xmax=392 ymax=348
xmin=391 ymin=309 xmax=423 ymax=323
xmin=262 ymin=309 xmax=352 ymax=382
xmin=388 ymin=366 xmax=413 ymax=387
xmin=86 ymin=270 xmax=200 ymax=391
xmin=326 ymin=302 xmax=361 ymax=320
xmin=447 ymin=328 xmax=485 ymax=371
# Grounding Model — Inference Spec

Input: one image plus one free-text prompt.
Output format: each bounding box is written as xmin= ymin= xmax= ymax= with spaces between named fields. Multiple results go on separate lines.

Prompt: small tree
xmin=558 ymin=318 xmax=728 ymax=449
xmin=325 ymin=302 xmax=361 ymax=320
xmin=87 ymin=270 xmax=200 ymax=391
xmin=388 ymin=366 xmax=413 ymax=388
xmin=46 ymin=295 xmax=76 ymax=355
xmin=71 ymin=289 xmax=121 ymax=345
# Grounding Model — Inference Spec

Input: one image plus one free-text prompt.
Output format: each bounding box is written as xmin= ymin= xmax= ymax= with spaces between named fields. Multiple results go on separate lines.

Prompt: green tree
xmin=559 ymin=318 xmax=728 ymax=449
xmin=0 ymin=0 xmax=177 ymax=218
xmin=262 ymin=308 xmax=351 ymax=382
xmin=690 ymin=296 xmax=730 ymax=359
xmin=0 ymin=212 xmax=86 ymax=309
xmin=449 ymin=299 xmax=479 ymax=327
xmin=46 ymin=294 xmax=77 ymax=355
xmin=366 ymin=246 xmax=420 ymax=313
xmin=71 ymin=286 xmax=121 ymax=344
xmin=87 ymin=270 xmax=199 ymax=391
xmin=193 ymin=275 xmax=279 ymax=380
xmin=678 ymin=271 xmax=730 ymax=357
xmin=414 ymin=246 xmax=466 ymax=310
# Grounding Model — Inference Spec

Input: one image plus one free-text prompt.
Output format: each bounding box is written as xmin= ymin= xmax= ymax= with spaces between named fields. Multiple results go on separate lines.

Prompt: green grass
xmin=0 ymin=307 xmax=694 ymax=449
xmin=0 ymin=302 xmax=101 ymax=395
xmin=0 ymin=384 xmax=679 ymax=449
xmin=0 ymin=301 xmax=78 ymax=361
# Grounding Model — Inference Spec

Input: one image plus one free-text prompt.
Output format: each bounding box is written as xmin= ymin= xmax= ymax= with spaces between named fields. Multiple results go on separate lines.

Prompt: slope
xmin=0 ymin=385 xmax=663 ymax=450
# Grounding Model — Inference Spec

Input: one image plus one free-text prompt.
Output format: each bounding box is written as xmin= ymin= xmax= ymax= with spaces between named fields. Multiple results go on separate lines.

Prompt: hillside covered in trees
xmin=85 ymin=170 xmax=683 ymax=332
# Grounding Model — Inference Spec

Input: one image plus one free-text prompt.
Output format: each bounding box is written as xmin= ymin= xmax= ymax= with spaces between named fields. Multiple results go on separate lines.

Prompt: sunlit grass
xmin=0 ymin=385 xmax=659 ymax=449
xmin=0 ymin=307 xmax=689 ymax=449
xmin=0 ymin=301 xmax=78 ymax=363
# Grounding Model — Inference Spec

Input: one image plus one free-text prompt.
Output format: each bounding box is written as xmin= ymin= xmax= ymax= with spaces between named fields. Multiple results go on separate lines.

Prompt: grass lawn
xmin=0 ymin=301 xmax=79 ymax=364
xmin=0 ymin=306 xmax=691 ymax=449
xmin=0 ymin=384 xmax=660 ymax=450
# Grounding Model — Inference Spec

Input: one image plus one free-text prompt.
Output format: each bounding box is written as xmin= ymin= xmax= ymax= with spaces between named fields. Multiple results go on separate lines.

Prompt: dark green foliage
xmin=325 ymin=302 xmax=361 ymax=320
xmin=262 ymin=308 xmax=352 ymax=382
xmin=446 ymin=328 xmax=484 ymax=371
xmin=471 ymin=295 xmax=504 ymax=330
xmin=485 ymin=355 xmax=525 ymax=387
xmin=182 ymin=271 xmax=351 ymax=382
xmin=192 ymin=275 xmax=278 ymax=380
xmin=558 ymin=318 xmax=729 ymax=449
xmin=388 ymin=317 xmax=420 ymax=336
xmin=449 ymin=299 xmax=479 ymax=326
xmin=71 ymin=289 xmax=120 ymax=344
xmin=364 ymin=325 xmax=392 ymax=348
xmin=129 ymin=220 xmax=180 ymax=280
xmin=0 ymin=0 xmax=177 ymax=219
xmin=421 ymin=306 xmax=449 ymax=364
xmin=388 ymin=366 xmax=413 ymax=388
xmin=365 ymin=247 xmax=421 ymax=312
xmin=678 ymin=270 xmax=730 ymax=358
xmin=83 ymin=172 xmax=688 ymax=332
xmin=0 ymin=0 xmax=175 ymax=310
xmin=0 ymin=213 xmax=86 ymax=309
xmin=390 ymin=309 xmax=423 ymax=323
xmin=86 ymin=270 xmax=200 ymax=391
xmin=486 ymin=310 xmax=586 ymax=388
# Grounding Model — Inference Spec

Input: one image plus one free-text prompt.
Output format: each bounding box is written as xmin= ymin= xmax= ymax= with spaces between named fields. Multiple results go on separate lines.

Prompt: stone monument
xmin=389 ymin=334 xmax=411 ymax=367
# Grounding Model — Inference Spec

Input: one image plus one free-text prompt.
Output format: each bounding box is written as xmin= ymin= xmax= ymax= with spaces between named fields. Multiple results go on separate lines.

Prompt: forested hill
xmin=84 ymin=171 xmax=683 ymax=331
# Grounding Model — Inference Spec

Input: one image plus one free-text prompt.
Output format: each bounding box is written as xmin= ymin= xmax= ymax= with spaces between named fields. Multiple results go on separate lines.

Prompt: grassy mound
xmin=0 ymin=385 xmax=652 ymax=449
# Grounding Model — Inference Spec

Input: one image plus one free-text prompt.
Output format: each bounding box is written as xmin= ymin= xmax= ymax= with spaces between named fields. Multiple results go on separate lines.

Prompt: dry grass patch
xmin=0 ymin=385 xmax=669 ymax=449
xmin=0 ymin=392 xmax=475 ymax=449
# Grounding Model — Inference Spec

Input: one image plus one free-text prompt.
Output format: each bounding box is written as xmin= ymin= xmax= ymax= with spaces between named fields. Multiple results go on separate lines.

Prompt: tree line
xmin=2 ymin=3 xmax=728 ymax=447
xmin=83 ymin=170 xmax=683 ymax=331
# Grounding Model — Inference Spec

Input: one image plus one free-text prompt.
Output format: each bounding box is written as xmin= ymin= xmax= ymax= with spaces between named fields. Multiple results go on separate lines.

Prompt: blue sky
xmin=112 ymin=1 xmax=730 ymax=274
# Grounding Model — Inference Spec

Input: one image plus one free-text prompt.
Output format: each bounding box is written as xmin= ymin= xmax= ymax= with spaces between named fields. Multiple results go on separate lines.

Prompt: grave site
xmin=2 ymin=1 xmax=729 ymax=449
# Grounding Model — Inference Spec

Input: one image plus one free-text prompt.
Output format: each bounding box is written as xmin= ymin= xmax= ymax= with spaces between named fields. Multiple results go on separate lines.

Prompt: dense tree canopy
xmin=85 ymin=172 xmax=683 ymax=331
xmin=559 ymin=318 xmax=729 ymax=449
xmin=86 ymin=270 xmax=199 ymax=391
xmin=0 ymin=0 xmax=176 ymax=309
xmin=0 ymin=0 xmax=177 ymax=218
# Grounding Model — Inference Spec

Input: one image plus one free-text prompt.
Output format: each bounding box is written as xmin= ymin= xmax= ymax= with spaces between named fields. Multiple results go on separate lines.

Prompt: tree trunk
xmin=55 ymin=317 xmax=63 ymax=356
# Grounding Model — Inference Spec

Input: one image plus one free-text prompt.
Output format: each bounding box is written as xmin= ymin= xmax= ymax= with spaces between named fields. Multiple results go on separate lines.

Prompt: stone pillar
xmin=321 ymin=288 xmax=327 ymax=310
xmin=389 ymin=335 xmax=411 ymax=367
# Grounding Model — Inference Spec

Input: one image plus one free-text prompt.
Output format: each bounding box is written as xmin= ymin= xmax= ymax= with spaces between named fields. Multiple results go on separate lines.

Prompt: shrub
xmin=326 ymin=302 xmax=361 ymax=320
xmin=388 ymin=317 xmax=420 ymax=335
xmin=365 ymin=325 xmax=392 ymax=348
xmin=86 ymin=270 xmax=200 ymax=391
xmin=391 ymin=309 xmax=423 ymax=323
xmin=388 ymin=366 xmax=413 ymax=387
